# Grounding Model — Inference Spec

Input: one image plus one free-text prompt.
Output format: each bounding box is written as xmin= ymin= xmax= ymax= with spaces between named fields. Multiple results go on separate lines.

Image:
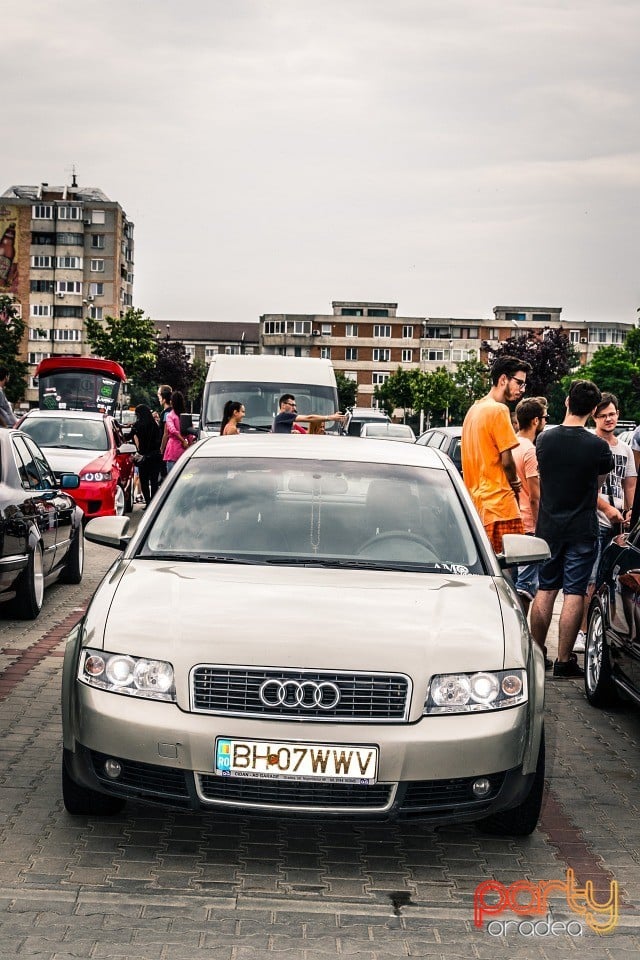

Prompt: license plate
xmin=215 ymin=737 xmax=378 ymax=784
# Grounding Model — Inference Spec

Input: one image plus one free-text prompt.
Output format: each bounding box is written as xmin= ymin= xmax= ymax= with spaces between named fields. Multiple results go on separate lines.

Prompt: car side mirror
xmin=84 ymin=516 xmax=131 ymax=550
xmin=498 ymin=534 xmax=550 ymax=569
xmin=59 ymin=473 xmax=80 ymax=490
xmin=118 ymin=442 xmax=137 ymax=454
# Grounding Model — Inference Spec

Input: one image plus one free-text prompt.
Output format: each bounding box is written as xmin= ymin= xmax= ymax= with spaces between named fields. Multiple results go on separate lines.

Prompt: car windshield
xmin=202 ymin=381 xmax=339 ymax=433
xmin=141 ymin=457 xmax=482 ymax=573
xmin=20 ymin=416 xmax=109 ymax=452
xmin=363 ymin=424 xmax=414 ymax=440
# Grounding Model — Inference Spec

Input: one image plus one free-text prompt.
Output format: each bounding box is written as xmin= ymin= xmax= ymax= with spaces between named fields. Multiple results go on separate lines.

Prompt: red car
xmin=18 ymin=410 xmax=136 ymax=518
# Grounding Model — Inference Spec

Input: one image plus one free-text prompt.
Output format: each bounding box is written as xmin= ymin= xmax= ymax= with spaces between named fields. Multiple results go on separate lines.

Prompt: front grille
xmin=191 ymin=667 xmax=410 ymax=721
xmin=197 ymin=774 xmax=393 ymax=810
xmin=90 ymin=751 xmax=191 ymax=805
xmin=401 ymin=772 xmax=506 ymax=810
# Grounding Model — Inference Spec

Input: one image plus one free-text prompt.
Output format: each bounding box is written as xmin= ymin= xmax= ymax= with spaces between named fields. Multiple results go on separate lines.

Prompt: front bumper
xmin=63 ymin=682 xmax=540 ymax=821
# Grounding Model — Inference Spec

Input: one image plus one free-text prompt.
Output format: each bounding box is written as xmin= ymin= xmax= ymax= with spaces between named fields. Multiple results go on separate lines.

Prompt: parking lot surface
xmin=1 ymin=511 xmax=640 ymax=958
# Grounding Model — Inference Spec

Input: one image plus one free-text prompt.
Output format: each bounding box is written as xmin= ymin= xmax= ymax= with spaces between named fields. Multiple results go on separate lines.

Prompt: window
xmin=29 ymin=351 xmax=50 ymax=364
xmin=433 ymin=328 xmax=451 ymax=339
xmin=372 ymin=348 xmax=391 ymax=362
xmin=91 ymin=210 xmax=106 ymax=224
xmin=506 ymin=313 xmax=526 ymax=323
xmin=569 ymin=330 xmax=581 ymax=344
xmin=224 ymin=345 xmax=241 ymax=355
xmin=373 ymin=325 xmax=392 ymax=338
xmin=345 ymin=324 xmax=359 ymax=337
xmin=458 ymin=327 xmax=479 ymax=340
xmin=88 ymin=306 xmax=103 ymax=320
xmin=90 ymin=259 xmax=104 ymax=272
xmin=345 ymin=347 xmax=358 ymax=361
xmin=89 ymin=282 xmax=104 ymax=297
xmin=402 ymin=325 xmax=413 ymax=339
xmin=53 ymin=328 xmax=82 ymax=341
xmin=30 ymin=304 xmax=52 ymax=317
xmin=372 ymin=372 xmax=390 ymax=385
xmin=402 ymin=349 xmax=413 ymax=362
xmin=56 ymin=256 xmax=82 ymax=269
xmin=612 ymin=329 xmax=626 ymax=344
xmin=57 ymin=205 xmax=82 ymax=220
xmin=205 ymin=346 xmax=219 ymax=360
xmin=91 ymin=235 xmax=105 ymax=249
xmin=341 ymin=308 xmax=363 ymax=316
xmin=184 ymin=345 xmax=195 ymax=361
xmin=344 ymin=371 xmax=357 ymax=382
xmin=31 ymin=255 xmax=53 ymax=269
xmin=55 ymin=306 xmax=83 ymax=318
xmin=422 ymin=348 xmax=448 ymax=362
xmin=31 ymin=232 xmax=55 ymax=245
xmin=263 ymin=320 xmax=285 ymax=334
xmin=320 ymin=347 xmax=331 ymax=359
xmin=589 ymin=328 xmax=607 ymax=343
xmin=532 ymin=314 xmax=551 ymax=323
xmin=293 ymin=320 xmax=311 ymax=335
xmin=32 ymin=204 xmax=53 ymax=220
xmin=30 ymin=280 xmax=54 ymax=293
xmin=368 ymin=308 xmax=389 ymax=317
xmin=56 ymin=280 xmax=82 ymax=294
xmin=55 ymin=232 xmax=84 ymax=246
xmin=451 ymin=348 xmax=472 ymax=362
xmin=29 ymin=327 xmax=50 ymax=340
xmin=321 ymin=323 xmax=332 ymax=335
xmin=488 ymin=328 xmax=500 ymax=341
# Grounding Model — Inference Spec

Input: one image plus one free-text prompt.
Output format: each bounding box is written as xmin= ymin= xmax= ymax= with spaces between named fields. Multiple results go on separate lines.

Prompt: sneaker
xmin=573 ymin=630 xmax=586 ymax=654
xmin=553 ymin=654 xmax=584 ymax=679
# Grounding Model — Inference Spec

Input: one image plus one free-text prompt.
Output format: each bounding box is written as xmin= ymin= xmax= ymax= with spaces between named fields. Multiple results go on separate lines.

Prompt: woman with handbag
xmin=130 ymin=404 xmax=162 ymax=507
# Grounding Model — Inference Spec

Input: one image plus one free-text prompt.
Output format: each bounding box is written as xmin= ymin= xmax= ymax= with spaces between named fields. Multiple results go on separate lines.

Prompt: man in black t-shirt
xmin=272 ymin=394 xmax=346 ymax=434
xmin=530 ymin=380 xmax=614 ymax=679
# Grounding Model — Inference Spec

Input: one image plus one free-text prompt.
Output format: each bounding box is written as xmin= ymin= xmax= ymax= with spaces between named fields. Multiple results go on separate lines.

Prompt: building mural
xmin=0 ymin=204 xmax=18 ymax=294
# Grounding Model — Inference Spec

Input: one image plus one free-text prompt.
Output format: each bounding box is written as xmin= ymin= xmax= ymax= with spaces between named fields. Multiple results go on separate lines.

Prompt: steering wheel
xmin=357 ymin=531 xmax=438 ymax=561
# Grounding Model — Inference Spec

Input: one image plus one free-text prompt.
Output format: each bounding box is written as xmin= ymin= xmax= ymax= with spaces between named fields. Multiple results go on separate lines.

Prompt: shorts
xmin=537 ymin=539 xmax=598 ymax=596
xmin=515 ymin=561 xmax=539 ymax=603
xmin=484 ymin=517 xmax=525 ymax=554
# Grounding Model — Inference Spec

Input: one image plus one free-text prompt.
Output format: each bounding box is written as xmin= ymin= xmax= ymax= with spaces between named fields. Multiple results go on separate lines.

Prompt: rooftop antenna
xmin=65 ymin=163 xmax=78 ymax=188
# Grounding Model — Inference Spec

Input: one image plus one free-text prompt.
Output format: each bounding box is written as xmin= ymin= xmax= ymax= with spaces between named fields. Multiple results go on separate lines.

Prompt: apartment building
xmin=152 ymin=320 xmax=260 ymax=364
xmin=0 ymin=179 xmax=134 ymax=404
xmin=260 ymin=301 xmax=636 ymax=407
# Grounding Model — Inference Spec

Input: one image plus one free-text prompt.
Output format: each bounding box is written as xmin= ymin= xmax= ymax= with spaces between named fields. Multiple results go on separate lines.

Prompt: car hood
xmin=86 ymin=562 xmax=511 ymax=675
xmin=39 ymin=447 xmax=112 ymax=474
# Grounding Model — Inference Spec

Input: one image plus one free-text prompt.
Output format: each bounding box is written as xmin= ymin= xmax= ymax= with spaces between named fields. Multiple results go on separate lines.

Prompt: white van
xmin=200 ymin=355 xmax=340 ymax=435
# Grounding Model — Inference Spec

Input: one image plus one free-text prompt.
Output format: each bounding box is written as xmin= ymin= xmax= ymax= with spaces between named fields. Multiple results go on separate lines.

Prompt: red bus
xmin=34 ymin=357 xmax=127 ymax=415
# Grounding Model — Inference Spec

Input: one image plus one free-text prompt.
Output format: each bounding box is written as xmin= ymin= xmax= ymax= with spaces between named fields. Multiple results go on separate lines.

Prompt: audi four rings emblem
xmin=259 ymin=679 xmax=341 ymax=710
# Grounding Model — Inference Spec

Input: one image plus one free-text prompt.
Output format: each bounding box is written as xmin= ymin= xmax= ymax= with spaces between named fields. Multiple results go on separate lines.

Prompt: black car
xmin=416 ymin=426 xmax=463 ymax=475
xmin=585 ymin=526 xmax=640 ymax=707
xmin=0 ymin=428 xmax=84 ymax=619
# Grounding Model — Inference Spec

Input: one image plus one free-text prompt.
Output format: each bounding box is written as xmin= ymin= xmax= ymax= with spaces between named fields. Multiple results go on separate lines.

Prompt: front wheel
xmin=584 ymin=603 xmax=618 ymax=707
xmin=114 ymin=483 xmax=126 ymax=516
xmin=12 ymin=541 xmax=44 ymax=619
xmin=476 ymin=729 xmax=545 ymax=837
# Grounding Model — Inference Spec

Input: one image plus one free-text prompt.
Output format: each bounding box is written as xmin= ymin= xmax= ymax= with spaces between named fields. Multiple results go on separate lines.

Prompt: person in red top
xmin=461 ymin=356 xmax=532 ymax=553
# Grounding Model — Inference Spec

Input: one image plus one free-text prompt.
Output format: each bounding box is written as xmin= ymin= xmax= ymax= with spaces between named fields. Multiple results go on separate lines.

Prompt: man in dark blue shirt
xmin=272 ymin=394 xmax=345 ymax=434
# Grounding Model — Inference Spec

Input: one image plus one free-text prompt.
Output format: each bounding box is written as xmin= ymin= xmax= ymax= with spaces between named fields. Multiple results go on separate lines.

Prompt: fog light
xmin=472 ymin=777 xmax=491 ymax=798
xmin=103 ymin=758 xmax=122 ymax=780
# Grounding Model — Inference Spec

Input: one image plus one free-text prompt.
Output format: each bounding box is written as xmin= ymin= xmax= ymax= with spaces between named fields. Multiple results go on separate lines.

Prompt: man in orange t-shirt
xmin=461 ymin=356 xmax=532 ymax=553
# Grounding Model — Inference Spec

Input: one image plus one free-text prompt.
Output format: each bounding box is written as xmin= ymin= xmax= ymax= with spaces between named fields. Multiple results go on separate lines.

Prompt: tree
xmin=335 ymin=370 xmax=357 ymax=411
xmin=0 ymin=296 xmax=29 ymax=403
xmin=624 ymin=327 xmax=640 ymax=365
xmin=569 ymin=346 xmax=640 ymax=422
xmin=450 ymin=353 xmax=490 ymax=421
xmin=84 ymin=307 xmax=158 ymax=384
xmin=485 ymin=328 xmax=579 ymax=397
xmin=153 ymin=339 xmax=193 ymax=398
xmin=374 ymin=366 xmax=415 ymax=418
xmin=411 ymin=367 xmax=458 ymax=427
xmin=189 ymin=358 xmax=207 ymax=412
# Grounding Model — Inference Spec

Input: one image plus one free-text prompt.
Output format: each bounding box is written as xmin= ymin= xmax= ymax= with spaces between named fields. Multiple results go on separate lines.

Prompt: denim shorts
xmin=515 ymin=561 xmax=540 ymax=603
xmin=537 ymin=539 xmax=598 ymax=595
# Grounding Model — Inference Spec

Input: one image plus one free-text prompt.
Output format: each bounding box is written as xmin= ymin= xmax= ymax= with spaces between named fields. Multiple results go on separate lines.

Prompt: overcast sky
xmin=7 ymin=0 xmax=640 ymax=325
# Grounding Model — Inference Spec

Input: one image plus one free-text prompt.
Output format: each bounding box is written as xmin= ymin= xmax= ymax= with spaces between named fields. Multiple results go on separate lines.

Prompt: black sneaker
xmin=553 ymin=654 xmax=584 ymax=679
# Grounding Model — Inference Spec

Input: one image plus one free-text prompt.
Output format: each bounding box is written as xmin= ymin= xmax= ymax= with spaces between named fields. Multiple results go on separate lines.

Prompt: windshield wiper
xmin=145 ymin=552 xmax=264 ymax=565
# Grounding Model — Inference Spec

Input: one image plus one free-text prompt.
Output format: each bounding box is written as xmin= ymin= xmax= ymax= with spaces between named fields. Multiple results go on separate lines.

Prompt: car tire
xmin=114 ymin=483 xmax=126 ymax=516
xmin=12 ymin=541 xmax=44 ymax=620
xmin=62 ymin=754 xmax=126 ymax=816
xmin=584 ymin=602 xmax=618 ymax=707
xmin=60 ymin=526 xmax=84 ymax=585
xmin=476 ymin=729 xmax=545 ymax=837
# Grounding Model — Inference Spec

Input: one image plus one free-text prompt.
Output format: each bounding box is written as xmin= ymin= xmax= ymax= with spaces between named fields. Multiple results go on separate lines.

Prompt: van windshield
xmin=202 ymin=381 xmax=340 ymax=433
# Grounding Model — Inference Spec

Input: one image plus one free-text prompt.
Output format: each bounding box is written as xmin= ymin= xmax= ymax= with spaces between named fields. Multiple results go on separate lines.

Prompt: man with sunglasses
xmin=272 ymin=394 xmax=345 ymax=434
xmin=461 ymin=355 xmax=532 ymax=554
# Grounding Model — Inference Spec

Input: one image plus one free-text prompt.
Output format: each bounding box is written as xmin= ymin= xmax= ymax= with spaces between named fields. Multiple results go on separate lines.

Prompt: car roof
xmin=192 ymin=434 xmax=447 ymax=469
xmin=21 ymin=409 xmax=109 ymax=422
xmin=418 ymin=425 xmax=462 ymax=439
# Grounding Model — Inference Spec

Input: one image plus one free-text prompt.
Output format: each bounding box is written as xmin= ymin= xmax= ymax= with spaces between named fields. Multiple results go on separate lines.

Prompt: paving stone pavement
xmin=1 ymin=514 xmax=639 ymax=957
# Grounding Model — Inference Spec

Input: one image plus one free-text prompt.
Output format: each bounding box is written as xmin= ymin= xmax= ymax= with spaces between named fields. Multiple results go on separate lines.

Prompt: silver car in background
xmin=62 ymin=436 xmax=548 ymax=834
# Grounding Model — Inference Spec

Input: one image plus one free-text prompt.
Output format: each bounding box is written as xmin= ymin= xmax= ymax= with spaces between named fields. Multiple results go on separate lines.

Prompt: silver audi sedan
xmin=62 ymin=435 xmax=548 ymax=835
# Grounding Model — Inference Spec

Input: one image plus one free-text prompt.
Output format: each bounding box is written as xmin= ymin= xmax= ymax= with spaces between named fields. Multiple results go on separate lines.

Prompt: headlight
xmin=79 ymin=648 xmax=175 ymax=701
xmin=81 ymin=471 xmax=112 ymax=482
xmin=424 ymin=669 xmax=527 ymax=714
